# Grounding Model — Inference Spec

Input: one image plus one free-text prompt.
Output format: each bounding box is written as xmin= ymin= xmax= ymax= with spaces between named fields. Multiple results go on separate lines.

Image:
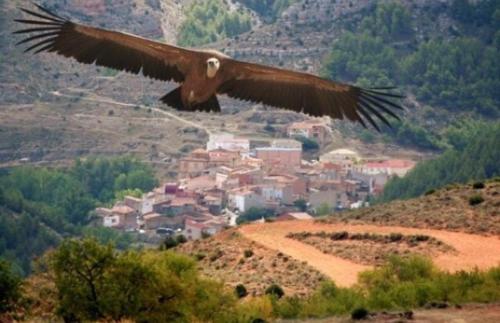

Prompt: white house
xmin=228 ymin=188 xmax=264 ymax=212
xmin=206 ymin=133 xmax=250 ymax=154
xmin=261 ymin=184 xmax=294 ymax=205
xmin=362 ymin=159 xmax=416 ymax=177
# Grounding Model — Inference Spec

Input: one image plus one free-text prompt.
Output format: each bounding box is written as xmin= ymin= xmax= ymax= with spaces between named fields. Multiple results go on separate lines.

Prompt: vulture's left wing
xmin=219 ymin=59 xmax=404 ymax=131
xmin=14 ymin=5 xmax=196 ymax=83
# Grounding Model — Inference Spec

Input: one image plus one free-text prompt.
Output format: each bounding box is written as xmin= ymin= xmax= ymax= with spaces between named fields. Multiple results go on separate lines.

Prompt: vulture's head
xmin=206 ymin=57 xmax=220 ymax=78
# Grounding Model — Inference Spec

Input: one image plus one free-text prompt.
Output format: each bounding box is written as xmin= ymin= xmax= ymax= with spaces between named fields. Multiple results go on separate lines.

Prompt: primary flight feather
xmin=14 ymin=4 xmax=404 ymax=131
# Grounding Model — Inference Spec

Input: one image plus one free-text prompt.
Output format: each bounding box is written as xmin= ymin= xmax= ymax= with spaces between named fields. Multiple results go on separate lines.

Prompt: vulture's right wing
xmin=14 ymin=5 xmax=197 ymax=83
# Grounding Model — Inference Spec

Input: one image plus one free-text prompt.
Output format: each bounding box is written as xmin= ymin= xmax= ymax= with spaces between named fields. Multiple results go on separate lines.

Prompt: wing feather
xmin=14 ymin=5 xmax=197 ymax=83
xmin=219 ymin=59 xmax=404 ymax=130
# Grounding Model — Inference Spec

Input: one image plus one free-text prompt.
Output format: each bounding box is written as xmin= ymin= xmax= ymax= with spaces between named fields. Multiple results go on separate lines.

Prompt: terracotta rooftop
xmin=185 ymin=218 xmax=208 ymax=230
xmin=285 ymin=212 xmax=313 ymax=220
xmin=111 ymin=205 xmax=135 ymax=214
xmin=170 ymin=197 xmax=197 ymax=207
xmin=143 ymin=213 xmax=162 ymax=220
xmin=364 ymin=159 xmax=416 ymax=169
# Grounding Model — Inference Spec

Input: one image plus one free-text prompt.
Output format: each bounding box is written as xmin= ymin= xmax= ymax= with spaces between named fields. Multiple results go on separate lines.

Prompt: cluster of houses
xmin=95 ymin=120 xmax=416 ymax=240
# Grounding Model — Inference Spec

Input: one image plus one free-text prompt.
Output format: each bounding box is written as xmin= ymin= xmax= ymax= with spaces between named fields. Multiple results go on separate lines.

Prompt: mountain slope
xmin=321 ymin=180 xmax=500 ymax=236
xmin=1 ymin=0 xmax=498 ymax=168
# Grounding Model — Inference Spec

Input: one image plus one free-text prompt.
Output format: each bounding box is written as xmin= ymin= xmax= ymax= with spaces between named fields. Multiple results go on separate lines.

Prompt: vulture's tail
xmin=161 ymin=87 xmax=221 ymax=112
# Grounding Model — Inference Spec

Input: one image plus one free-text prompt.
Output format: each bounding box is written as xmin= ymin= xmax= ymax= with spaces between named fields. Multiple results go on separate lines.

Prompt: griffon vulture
xmin=14 ymin=4 xmax=404 ymax=131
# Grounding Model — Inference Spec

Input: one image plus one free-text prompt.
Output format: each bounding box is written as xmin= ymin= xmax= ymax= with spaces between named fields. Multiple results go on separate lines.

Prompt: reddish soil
xmin=239 ymin=220 xmax=500 ymax=287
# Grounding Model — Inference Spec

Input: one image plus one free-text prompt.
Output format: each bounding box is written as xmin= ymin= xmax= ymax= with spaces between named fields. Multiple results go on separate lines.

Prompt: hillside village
xmin=96 ymin=120 xmax=415 ymax=240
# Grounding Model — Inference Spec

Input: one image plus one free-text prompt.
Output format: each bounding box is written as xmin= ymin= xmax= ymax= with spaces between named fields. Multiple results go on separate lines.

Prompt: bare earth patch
xmin=287 ymin=231 xmax=455 ymax=266
xmin=239 ymin=221 xmax=500 ymax=287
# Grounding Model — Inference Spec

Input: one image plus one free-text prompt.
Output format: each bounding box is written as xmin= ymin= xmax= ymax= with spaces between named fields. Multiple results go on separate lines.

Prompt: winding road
xmin=51 ymin=89 xmax=214 ymax=136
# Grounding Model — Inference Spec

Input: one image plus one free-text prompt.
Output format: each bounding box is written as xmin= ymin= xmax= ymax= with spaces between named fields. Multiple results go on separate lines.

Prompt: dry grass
xmin=175 ymin=229 xmax=327 ymax=297
xmin=319 ymin=181 xmax=500 ymax=236
xmin=287 ymin=231 xmax=455 ymax=266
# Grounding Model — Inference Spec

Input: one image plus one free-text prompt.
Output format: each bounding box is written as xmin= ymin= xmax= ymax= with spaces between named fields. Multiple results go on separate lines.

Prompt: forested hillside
xmin=0 ymin=156 xmax=157 ymax=275
xmin=236 ymin=0 xmax=295 ymax=22
xmin=379 ymin=122 xmax=500 ymax=202
xmin=322 ymin=1 xmax=500 ymax=149
xmin=178 ymin=0 xmax=252 ymax=46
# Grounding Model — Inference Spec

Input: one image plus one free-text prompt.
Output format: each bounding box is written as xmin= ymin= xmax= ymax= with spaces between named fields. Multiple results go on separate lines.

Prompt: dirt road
xmin=51 ymin=89 xmax=214 ymax=135
xmin=239 ymin=220 xmax=500 ymax=287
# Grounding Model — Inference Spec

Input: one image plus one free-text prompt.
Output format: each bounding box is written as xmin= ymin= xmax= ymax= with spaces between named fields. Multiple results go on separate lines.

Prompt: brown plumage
xmin=14 ymin=4 xmax=404 ymax=131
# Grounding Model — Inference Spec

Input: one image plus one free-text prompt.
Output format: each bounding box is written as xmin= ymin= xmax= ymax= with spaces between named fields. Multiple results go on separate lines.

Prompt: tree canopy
xmin=0 ymin=156 xmax=157 ymax=275
xmin=49 ymin=238 xmax=240 ymax=322
xmin=379 ymin=122 xmax=500 ymax=202
xmin=323 ymin=1 xmax=499 ymax=118
xmin=178 ymin=0 xmax=252 ymax=46
xmin=322 ymin=1 xmax=500 ymax=149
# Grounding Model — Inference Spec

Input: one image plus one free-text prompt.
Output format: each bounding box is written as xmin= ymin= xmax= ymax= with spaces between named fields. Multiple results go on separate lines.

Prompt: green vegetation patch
xmin=0 ymin=156 xmax=158 ymax=275
xmin=322 ymin=1 xmax=500 ymax=149
xmin=3 ymin=240 xmax=500 ymax=321
xmin=237 ymin=0 xmax=296 ymax=22
xmin=178 ymin=0 xmax=252 ymax=46
xmin=379 ymin=122 xmax=500 ymax=202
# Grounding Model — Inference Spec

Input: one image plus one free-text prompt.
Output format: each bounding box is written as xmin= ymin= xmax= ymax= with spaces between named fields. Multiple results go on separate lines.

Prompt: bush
xmin=331 ymin=231 xmax=349 ymax=240
xmin=0 ymin=259 xmax=21 ymax=313
xmin=244 ymin=249 xmax=254 ymax=258
xmin=235 ymin=284 xmax=248 ymax=298
xmin=209 ymin=249 xmax=224 ymax=262
xmin=294 ymin=136 xmax=319 ymax=151
xmin=237 ymin=207 xmax=276 ymax=224
xmin=472 ymin=182 xmax=485 ymax=189
xmin=176 ymin=235 xmax=188 ymax=244
xmin=424 ymin=189 xmax=436 ymax=196
xmin=49 ymin=239 xmax=241 ymax=322
xmin=194 ymin=253 xmax=206 ymax=261
xmin=163 ymin=236 xmax=178 ymax=249
xmin=265 ymin=284 xmax=285 ymax=299
xmin=389 ymin=233 xmax=403 ymax=242
xmin=351 ymin=307 xmax=369 ymax=320
xmin=469 ymin=194 xmax=484 ymax=206
xmin=293 ymin=199 xmax=308 ymax=212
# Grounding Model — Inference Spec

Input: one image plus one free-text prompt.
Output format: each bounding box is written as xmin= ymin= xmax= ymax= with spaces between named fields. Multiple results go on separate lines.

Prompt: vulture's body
xmin=14 ymin=5 xmax=404 ymax=131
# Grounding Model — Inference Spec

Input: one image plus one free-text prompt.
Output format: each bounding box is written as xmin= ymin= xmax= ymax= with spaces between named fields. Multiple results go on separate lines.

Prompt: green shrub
xmin=389 ymin=233 xmax=403 ymax=242
xmin=176 ymin=235 xmax=188 ymax=244
xmin=472 ymin=182 xmax=485 ymax=189
xmin=265 ymin=284 xmax=285 ymax=299
xmin=294 ymin=136 xmax=319 ymax=151
xmin=235 ymin=284 xmax=248 ymax=298
xmin=424 ymin=189 xmax=436 ymax=195
xmin=49 ymin=239 xmax=241 ymax=322
xmin=469 ymin=194 xmax=484 ymax=206
xmin=194 ymin=253 xmax=206 ymax=261
xmin=163 ymin=236 xmax=178 ymax=249
xmin=273 ymin=295 xmax=303 ymax=319
xmin=351 ymin=307 xmax=369 ymax=320
xmin=0 ymin=259 xmax=21 ymax=313
xmin=244 ymin=249 xmax=254 ymax=258
xmin=209 ymin=249 xmax=224 ymax=262
xmin=331 ymin=231 xmax=349 ymax=240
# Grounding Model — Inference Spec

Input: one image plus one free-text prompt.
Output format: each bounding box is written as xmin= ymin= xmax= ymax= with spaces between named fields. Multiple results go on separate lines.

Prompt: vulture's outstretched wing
xmin=219 ymin=59 xmax=404 ymax=131
xmin=14 ymin=5 xmax=196 ymax=83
